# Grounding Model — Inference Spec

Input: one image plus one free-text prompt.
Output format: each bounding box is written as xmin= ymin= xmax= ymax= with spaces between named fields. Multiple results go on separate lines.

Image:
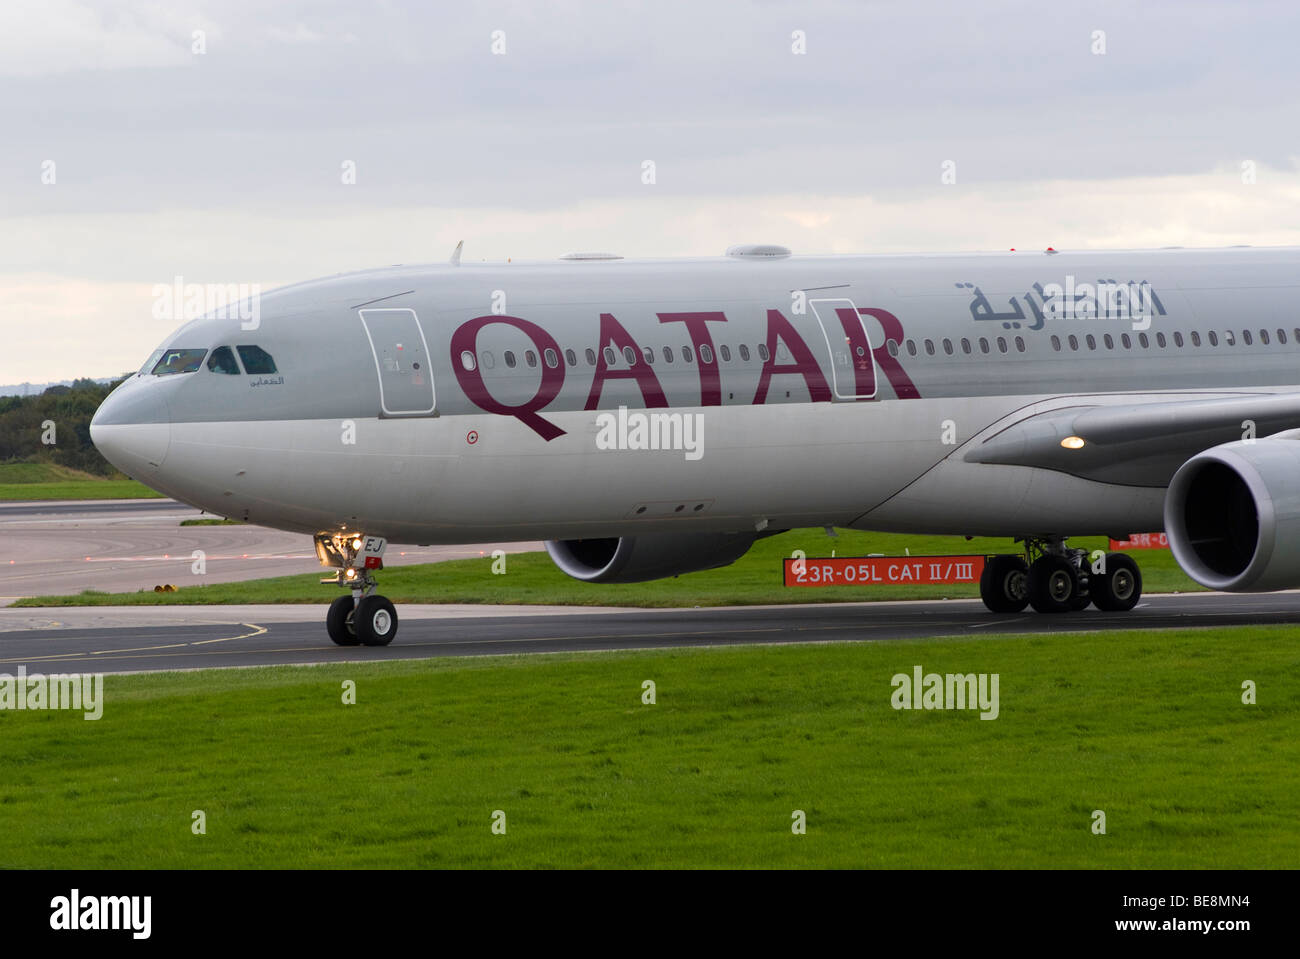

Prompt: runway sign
xmin=1109 ymin=533 xmax=1169 ymax=549
xmin=784 ymin=555 xmax=986 ymax=587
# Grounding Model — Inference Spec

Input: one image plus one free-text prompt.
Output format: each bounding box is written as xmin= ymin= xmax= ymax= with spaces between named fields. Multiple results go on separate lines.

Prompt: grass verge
xmin=0 ymin=627 xmax=1294 ymax=867
xmin=0 ymin=461 xmax=163 ymax=501
xmin=14 ymin=528 xmax=1203 ymax=608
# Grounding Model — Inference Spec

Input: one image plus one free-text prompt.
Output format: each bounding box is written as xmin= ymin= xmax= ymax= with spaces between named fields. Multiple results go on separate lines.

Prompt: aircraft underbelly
xmin=159 ymin=397 xmax=1039 ymax=542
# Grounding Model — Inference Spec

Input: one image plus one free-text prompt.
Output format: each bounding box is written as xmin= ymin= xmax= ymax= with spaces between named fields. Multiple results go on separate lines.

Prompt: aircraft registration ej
xmin=783 ymin=556 xmax=987 ymax=587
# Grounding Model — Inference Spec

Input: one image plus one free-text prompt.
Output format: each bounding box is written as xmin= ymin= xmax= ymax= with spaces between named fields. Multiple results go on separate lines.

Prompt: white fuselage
xmin=90 ymin=246 xmax=1300 ymax=544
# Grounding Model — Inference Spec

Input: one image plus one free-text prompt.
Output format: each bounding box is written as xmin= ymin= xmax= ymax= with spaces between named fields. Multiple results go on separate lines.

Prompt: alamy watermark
xmin=0 ymin=666 xmax=103 ymax=720
xmin=152 ymin=275 xmax=261 ymax=330
xmin=891 ymin=665 xmax=999 ymax=720
xmin=595 ymin=406 xmax=704 ymax=461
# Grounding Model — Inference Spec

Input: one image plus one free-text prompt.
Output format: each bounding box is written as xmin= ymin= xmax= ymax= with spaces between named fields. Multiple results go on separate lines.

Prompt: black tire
xmin=327 ymin=595 xmax=359 ymax=646
xmin=1091 ymin=552 xmax=1142 ymax=612
xmin=1068 ymin=585 xmax=1093 ymax=611
xmin=355 ymin=595 xmax=398 ymax=646
xmin=979 ymin=555 xmax=1030 ymax=612
xmin=1028 ymin=555 xmax=1077 ymax=613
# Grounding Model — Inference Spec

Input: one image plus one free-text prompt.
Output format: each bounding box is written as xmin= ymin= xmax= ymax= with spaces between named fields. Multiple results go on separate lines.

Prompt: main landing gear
xmin=979 ymin=537 xmax=1142 ymax=615
xmin=314 ymin=532 xmax=399 ymax=646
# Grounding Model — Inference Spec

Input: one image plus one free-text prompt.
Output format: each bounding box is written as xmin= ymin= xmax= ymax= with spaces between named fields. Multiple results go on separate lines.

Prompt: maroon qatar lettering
xmin=449 ymin=315 xmax=567 ymax=440
xmin=753 ymin=309 xmax=832 ymax=404
xmin=585 ymin=313 xmax=669 ymax=410
xmin=449 ymin=306 xmax=921 ymax=440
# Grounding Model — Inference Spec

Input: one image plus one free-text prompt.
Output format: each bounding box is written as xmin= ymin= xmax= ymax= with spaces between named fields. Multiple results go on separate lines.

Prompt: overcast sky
xmin=4 ymin=0 xmax=1299 ymax=383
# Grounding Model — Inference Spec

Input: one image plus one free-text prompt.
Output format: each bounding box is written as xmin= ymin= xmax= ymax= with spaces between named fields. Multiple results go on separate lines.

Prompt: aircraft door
xmin=359 ymin=308 xmax=437 ymax=416
xmin=809 ymin=298 xmax=877 ymax=400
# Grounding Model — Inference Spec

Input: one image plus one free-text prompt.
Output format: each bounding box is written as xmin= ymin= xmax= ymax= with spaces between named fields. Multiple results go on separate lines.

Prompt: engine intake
xmin=545 ymin=531 xmax=757 ymax=583
xmin=1164 ymin=438 xmax=1300 ymax=591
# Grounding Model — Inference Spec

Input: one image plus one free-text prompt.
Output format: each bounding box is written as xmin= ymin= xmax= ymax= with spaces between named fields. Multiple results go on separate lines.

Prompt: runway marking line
xmin=0 ymin=623 xmax=268 ymax=664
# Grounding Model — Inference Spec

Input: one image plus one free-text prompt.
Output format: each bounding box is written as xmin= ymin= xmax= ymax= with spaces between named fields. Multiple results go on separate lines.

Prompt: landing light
xmin=1061 ymin=436 xmax=1086 ymax=450
xmin=345 ymin=568 xmax=358 ymax=581
xmin=351 ymin=538 xmax=363 ymax=550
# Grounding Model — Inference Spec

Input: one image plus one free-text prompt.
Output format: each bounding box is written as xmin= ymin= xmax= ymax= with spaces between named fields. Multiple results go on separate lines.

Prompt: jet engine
xmin=1164 ymin=436 xmax=1300 ymax=591
xmin=545 ymin=531 xmax=758 ymax=583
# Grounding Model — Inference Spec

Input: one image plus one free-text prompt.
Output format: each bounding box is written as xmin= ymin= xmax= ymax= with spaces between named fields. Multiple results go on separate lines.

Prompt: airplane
xmin=90 ymin=243 xmax=1300 ymax=646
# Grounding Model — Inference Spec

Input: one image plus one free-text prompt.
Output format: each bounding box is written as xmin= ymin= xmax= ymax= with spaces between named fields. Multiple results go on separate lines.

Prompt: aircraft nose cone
xmin=90 ymin=383 xmax=171 ymax=477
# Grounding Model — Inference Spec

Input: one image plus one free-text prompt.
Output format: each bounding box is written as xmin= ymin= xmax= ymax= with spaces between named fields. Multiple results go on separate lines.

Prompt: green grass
xmin=0 ymin=461 xmax=163 ymax=500
xmin=14 ymin=528 xmax=1203 ymax=608
xmin=0 ymin=627 xmax=1294 ymax=868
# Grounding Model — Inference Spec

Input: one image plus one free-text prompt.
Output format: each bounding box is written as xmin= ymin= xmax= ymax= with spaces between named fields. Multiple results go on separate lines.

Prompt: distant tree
xmin=0 ymin=379 xmax=121 ymax=475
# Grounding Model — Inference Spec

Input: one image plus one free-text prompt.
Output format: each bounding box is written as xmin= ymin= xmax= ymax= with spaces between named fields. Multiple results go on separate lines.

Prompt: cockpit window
xmin=237 ymin=345 xmax=277 ymax=374
xmin=207 ymin=346 xmax=242 ymax=375
xmin=151 ymin=349 xmax=207 ymax=375
xmin=138 ymin=350 xmax=164 ymax=375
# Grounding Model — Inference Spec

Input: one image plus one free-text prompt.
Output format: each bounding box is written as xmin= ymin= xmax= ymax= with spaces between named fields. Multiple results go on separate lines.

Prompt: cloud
xmin=4 ymin=168 xmax=1299 ymax=382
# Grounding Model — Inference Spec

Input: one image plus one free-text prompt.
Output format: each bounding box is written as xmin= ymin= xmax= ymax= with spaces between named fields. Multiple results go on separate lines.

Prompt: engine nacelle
xmin=545 ymin=531 xmax=757 ymax=583
xmin=1164 ymin=437 xmax=1300 ymax=591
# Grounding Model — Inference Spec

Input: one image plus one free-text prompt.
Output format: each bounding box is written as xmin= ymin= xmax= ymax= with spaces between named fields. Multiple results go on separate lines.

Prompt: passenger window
xmin=643 ymin=347 xmax=655 ymax=364
xmin=1259 ymin=330 xmax=1269 ymax=345
xmin=979 ymin=337 xmax=990 ymax=354
xmin=887 ymin=340 xmax=899 ymax=357
xmin=1121 ymin=333 xmax=1131 ymax=349
xmin=699 ymin=345 xmax=714 ymax=364
xmin=481 ymin=351 xmax=495 ymax=369
xmin=207 ymin=346 xmax=241 ymax=375
xmin=460 ymin=350 xmax=476 ymax=372
xmin=623 ymin=346 xmax=638 ymax=365
xmin=757 ymin=344 xmax=770 ymax=362
xmin=604 ymin=347 xmax=617 ymax=365
xmin=1103 ymin=334 xmax=1114 ymax=349
xmin=505 ymin=350 xmax=517 ymax=368
xmin=565 ymin=348 xmax=577 ymax=366
xmin=961 ymin=338 xmax=971 ymax=354
xmin=1242 ymin=330 xmax=1252 ymax=345
xmin=683 ymin=346 xmax=694 ymax=363
xmin=719 ymin=345 xmax=731 ymax=362
xmin=739 ymin=344 xmax=750 ymax=362
xmin=1014 ymin=336 xmax=1025 ymax=352
xmin=1174 ymin=332 xmax=1184 ymax=347
xmin=152 ymin=348 xmax=207 ymax=375
xmin=997 ymin=337 xmax=1008 ymax=354
xmin=1224 ymin=330 xmax=1236 ymax=346
xmin=1190 ymin=332 xmax=1201 ymax=346
xmin=1208 ymin=331 xmax=1218 ymax=347
xmin=543 ymin=348 xmax=558 ymax=368
xmin=924 ymin=339 xmax=935 ymax=356
xmin=236 ymin=345 xmax=276 ymax=374
xmin=585 ymin=348 xmax=596 ymax=366
xmin=1156 ymin=333 xmax=1166 ymax=347
xmin=1068 ymin=335 xmax=1078 ymax=351
xmin=906 ymin=340 xmax=917 ymax=356
xmin=942 ymin=338 xmax=953 ymax=355
xmin=1086 ymin=335 xmax=1096 ymax=350
xmin=1050 ymin=335 xmax=1061 ymax=352
xmin=1279 ymin=329 xmax=1288 ymax=344
xmin=525 ymin=350 xmax=537 ymax=367
xmin=663 ymin=347 xmax=674 ymax=363
xmin=1138 ymin=333 xmax=1149 ymax=348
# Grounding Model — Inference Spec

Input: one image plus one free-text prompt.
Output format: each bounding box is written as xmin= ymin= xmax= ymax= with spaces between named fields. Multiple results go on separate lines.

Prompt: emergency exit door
xmin=809 ymin=298 xmax=878 ymax=400
xmin=359 ymin=308 xmax=437 ymax=416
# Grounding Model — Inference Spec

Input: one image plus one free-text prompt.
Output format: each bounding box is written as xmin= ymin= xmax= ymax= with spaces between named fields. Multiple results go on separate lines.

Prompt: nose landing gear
xmin=315 ymin=532 xmax=400 ymax=646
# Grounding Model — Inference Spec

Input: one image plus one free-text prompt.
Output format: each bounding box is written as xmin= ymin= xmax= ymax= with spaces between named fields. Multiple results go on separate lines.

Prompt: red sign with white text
xmin=1108 ymin=533 xmax=1169 ymax=550
xmin=783 ymin=555 xmax=986 ymax=587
